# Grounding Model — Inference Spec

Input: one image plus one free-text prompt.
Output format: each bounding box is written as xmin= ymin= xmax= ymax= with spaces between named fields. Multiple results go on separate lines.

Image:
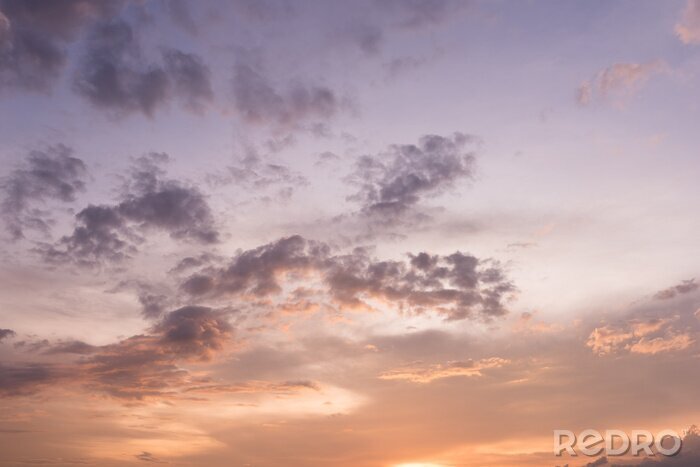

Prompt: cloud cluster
xmin=39 ymin=153 xmax=219 ymax=267
xmin=1 ymin=144 xmax=87 ymax=240
xmin=181 ymin=235 xmax=515 ymax=321
xmin=346 ymin=132 xmax=477 ymax=224
xmin=74 ymin=19 xmax=213 ymax=117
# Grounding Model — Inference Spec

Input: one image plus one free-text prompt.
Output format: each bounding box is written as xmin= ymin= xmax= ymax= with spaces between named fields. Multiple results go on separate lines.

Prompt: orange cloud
xmin=379 ymin=357 xmax=509 ymax=383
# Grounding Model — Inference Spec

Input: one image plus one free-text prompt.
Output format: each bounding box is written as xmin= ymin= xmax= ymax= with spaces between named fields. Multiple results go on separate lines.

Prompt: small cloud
xmin=379 ymin=357 xmax=509 ymax=383
xmin=135 ymin=451 xmax=167 ymax=463
xmin=576 ymin=60 xmax=667 ymax=107
xmin=0 ymin=329 xmax=15 ymax=341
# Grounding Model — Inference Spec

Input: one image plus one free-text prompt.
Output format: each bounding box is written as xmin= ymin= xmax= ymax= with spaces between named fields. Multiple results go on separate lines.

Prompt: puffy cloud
xmin=654 ymin=278 xmax=699 ymax=300
xmin=378 ymin=357 xmax=509 ymax=383
xmin=1 ymin=145 xmax=87 ymax=240
xmin=676 ymin=0 xmax=700 ymax=44
xmin=576 ymin=60 xmax=666 ymax=106
xmin=346 ymin=132 xmax=477 ymax=224
xmin=38 ymin=153 xmax=219 ymax=267
xmin=74 ymin=19 xmax=213 ymax=117
xmin=181 ymin=235 xmax=515 ymax=321
xmin=152 ymin=306 xmax=233 ymax=360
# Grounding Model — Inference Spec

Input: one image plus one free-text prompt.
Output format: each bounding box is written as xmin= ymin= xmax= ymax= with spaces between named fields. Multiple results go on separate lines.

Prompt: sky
xmin=1 ymin=1 xmax=700 ymax=466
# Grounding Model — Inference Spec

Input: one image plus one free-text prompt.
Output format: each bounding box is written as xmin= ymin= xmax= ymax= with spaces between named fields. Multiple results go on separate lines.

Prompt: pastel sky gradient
xmin=1 ymin=1 xmax=700 ymax=466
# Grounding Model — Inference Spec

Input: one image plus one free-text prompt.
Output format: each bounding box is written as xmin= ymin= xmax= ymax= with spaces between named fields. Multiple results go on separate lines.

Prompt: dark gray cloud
xmin=163 ymin=48 xmax=213 ymax=112
xmin=181 ymin=235 xmax=515 ymax=321
xmin=1 ymin=144 xmax=88 ymax=240
xmin=0 ymin=363 xmax=61 ymax=396
xmin=654 ymin=278 xmax=699 ymax=300
xmin=0 ymin=328 xmax=15 ymax=341
xmin=232 ymin=54 xmax=341 ymax=130
xmin=74 ymin=19 xmax=213 ymax=117
xmin=346 ymin=132 xmax=478 ymax=224
xmin=0 ymin=0 xmax=120 ymax=91
xmin=166 ymin=0 xmax=197 ymax=35
xmin=38 ymin=153 xmax=219 ymax=267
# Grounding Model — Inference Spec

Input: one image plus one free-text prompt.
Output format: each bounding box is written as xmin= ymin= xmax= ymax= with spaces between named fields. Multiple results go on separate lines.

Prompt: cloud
xmin=346 ymin=132 xmax=477 ymax=225
xmin=135 ymin=451 xmax=167 ymax=463
xmin=0 ymin=306 xmax=233 ymax=400
xmin=654 ymin=278 xmax=699 ymax=300
xmin=576 ymin=60 xmax=666 ymax=106
xmin=163 ymin=48 xmax=214 ymax=112
xmin=608 ymin=426 xmax=700 ymax=466
xmin=1 ymin=144 xmax=87 ymax=240
xmin=337 ymin=0 xmax=466 ymax=56
xmin=0 ymin=0 xmax=120 ymax=91
xmin=181 ymin=235 xmax=515 ymax=321
xmin=167 ymin=0 xmax=198 ymax=35
xmin=627 ymin=333 xmax=694 ymax=355
xmin=74 ymin=19 xmax=213 ymax=117
xmin=676 ymin=0 xmax=700 ymax=44
xmin=0 ymin=328 xmax=15 ymax=341
xmin=232 ymin=54 xmax=342 ymax=131
xmin=378 ymin=357 xmax=509 ymax=383
xmin=0 ymin=363 xmax=62 ymax=396
xmin=587 ymin=318 xmax=694 ymax=356
xmin=376 ymin=0 xmax=466 ymax=30
xmin=206 ymin=146 xmax=308 ymax=200
xmin=0 ymin=305 xmax=329 ymax=403
xmin=38 ymin=153 xmax=219 ymax=267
